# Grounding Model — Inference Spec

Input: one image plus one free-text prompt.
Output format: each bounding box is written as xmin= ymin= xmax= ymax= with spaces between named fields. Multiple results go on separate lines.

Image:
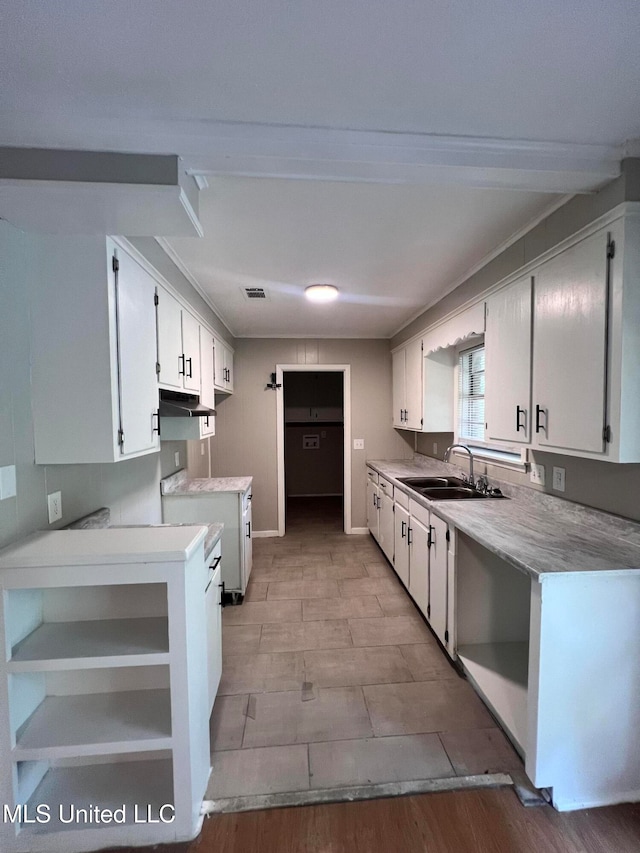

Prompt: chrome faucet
xmin=444 ymin=444 xmax=474 ymax=485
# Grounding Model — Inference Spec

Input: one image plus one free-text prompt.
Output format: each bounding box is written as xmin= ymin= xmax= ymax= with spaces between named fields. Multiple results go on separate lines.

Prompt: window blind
xmin=458 ymin=345 xmax=485 ymax=441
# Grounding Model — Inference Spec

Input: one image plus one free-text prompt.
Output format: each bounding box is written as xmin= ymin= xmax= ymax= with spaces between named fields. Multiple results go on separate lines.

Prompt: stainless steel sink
xmin=398 ymin=476 xmax=467 ymax=488
xmin=397 ymin=477 xmax=508 ymax=501
xmin=419 ymin=486 xmax=488 ymax=500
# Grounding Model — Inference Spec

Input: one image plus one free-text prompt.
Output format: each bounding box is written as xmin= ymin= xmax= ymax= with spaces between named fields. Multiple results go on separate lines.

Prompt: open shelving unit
xmin=0 ymin=527 xmax=211 ymax=853
xmin=455 ymin=532 xmax=531 ymax=756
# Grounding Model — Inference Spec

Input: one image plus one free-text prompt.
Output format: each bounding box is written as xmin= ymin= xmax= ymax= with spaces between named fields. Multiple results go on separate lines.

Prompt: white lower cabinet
xmin=393 ymin=501 xmax=410 ymax=589
xmin=162 ymin=484 xmax=253 ymax=595
xmin=428 ymin=513 xmax=449 ymax=649
xmin=377 ymin=477 xmax=395 ymax=563
xmin=366 ymin=468 xmax=380 ymax=542
xmin=206 ymin=544 xmax=223 ymax=714
xmin=408 ymin=511 xmax=430 ymax=618
xmin=0 ymin=528 xmax=211 ymax=853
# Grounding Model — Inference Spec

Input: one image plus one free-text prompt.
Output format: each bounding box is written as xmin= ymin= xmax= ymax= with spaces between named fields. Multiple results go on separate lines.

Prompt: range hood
xmin=159 ymin=390 xmax=216 ymax=418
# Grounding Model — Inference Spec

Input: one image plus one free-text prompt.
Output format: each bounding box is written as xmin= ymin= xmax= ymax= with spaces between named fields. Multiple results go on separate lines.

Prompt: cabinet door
xmin=241 ymin=496 xmax=253 ymax=591
xmin=224 ymin=346 xmax=234 ymax=392
xmin=181 ymin=310 xmax=201 ymax=394
xmin=404 ymin=338 xmax=423 ymax=430
xmin=199 ymin=414 xmax=215 ymax=439
xmin=392 ymin=349 xmax=406 ymax=427
xmin=114 ymin=247 xmax=160 ymax=457
xmin=429 ymin=514 xmax=449 ymax=647
xmin=206 ymin=561 xmax=223 ymax=714
xmin=366 ymin=480 xmax=380 ymax=541
xmin=394 ymin=503 xmax=410 ymax=588
xmin=213 ymin=336 xmax=226 ymax=390
xmin=408 ymin=515 xmax=429 ymax=618
xmin=485 ymin=276 xmax=532 ymax=444
xmin=156 ymin=287 xmax=183 ymax=389
xmin=378 ymin=489 xmax=394 ymax=563
xmin=533 ymin=230 xmax=609 ymax=454
xmin=199 ymin=327 xmax=216 ymax=410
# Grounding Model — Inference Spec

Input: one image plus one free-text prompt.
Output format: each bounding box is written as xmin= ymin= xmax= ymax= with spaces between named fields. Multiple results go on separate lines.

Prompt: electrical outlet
xmin=353 ymin=439 xmax=365 ymax=450
xmin=174 ymin=451 xmax=180 ymax=467
xmin=552 ymin=466 xmax=566 ymax=492
xmin=530 ymin=463 xmax=545 ymax=486
xmin=47 ymin=491 xmax=62 ymax=524
xmin=200 ymin=443 xmax=205 ymax=456
xmin=432 ymin=442 xmax=438 ymax=456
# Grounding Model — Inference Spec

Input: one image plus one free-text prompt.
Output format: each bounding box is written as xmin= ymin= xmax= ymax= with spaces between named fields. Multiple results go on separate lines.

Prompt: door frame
xmin=276 ymin=364 xmax=352 ymax=536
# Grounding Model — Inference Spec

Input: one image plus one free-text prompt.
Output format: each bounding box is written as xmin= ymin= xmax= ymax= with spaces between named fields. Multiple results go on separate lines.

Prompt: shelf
xmin=9 ymin=618 xmax=170 ymax=671
xmin=19 ymin=759 xmax=174 ymax=835
xmin=14 ymin=689 xmax=172 ymax=759
xmin=457 ymin=642 xmax=529 ymax=752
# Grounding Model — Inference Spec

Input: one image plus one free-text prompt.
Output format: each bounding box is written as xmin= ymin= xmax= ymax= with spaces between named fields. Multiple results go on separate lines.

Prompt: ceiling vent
xmin=242 ymin=287 xmax=269 ymax=301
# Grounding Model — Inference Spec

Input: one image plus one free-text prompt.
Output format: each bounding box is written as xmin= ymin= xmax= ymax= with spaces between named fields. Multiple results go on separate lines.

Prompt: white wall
xmin=209 ymin=339 xmax=413 ymax=532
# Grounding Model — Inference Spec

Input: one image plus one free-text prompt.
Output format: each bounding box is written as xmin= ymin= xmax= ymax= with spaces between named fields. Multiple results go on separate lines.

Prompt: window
xmin=458 ymin=344 xmax=485 ymax=442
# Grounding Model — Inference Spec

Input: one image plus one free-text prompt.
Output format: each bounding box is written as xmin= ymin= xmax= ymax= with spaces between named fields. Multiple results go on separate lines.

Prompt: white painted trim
xmin=252 ymin=530 xmax=280 ymax=539
xmin=349 ymin=527 xmax=369 ymax=536
xmin=177 ymin=187 xmax=204 ymax=238
xmin=391 ymin=201 xmax=640 ymax=352
xmin=276 ymin=364 xmax=352 ymax=536
xmin=154 ymin=237 xmax=235 ymax=345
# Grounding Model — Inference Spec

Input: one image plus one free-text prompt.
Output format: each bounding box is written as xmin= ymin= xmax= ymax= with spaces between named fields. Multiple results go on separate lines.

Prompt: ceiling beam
xmin=0 ymin=114 xmax=621 ymax=194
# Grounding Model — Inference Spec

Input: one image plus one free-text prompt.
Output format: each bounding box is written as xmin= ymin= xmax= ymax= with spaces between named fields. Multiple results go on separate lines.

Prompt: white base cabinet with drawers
xmin=0 ymin=527 xmax=213 ymax=853
xmin=162 ymin=487 xmax=252 ymax=596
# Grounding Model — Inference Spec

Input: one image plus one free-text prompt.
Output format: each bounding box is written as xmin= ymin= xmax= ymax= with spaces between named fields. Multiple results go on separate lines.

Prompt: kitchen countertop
xmin=161 ymin=470 xmax=252 ymax=496
xmin=368 ymin=457 xmax=640 ymax=581
xmin=0 ymin=526 xmax=209 ymax=568
xmin=65 ymin=507 xmax=224 ymax=562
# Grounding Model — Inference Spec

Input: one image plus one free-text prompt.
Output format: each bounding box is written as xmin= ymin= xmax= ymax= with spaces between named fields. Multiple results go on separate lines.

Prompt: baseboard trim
xmin=349 ymin=527 xmax=369 ymax=535
xmin=252 ymin=530 xmax=280 ymax=539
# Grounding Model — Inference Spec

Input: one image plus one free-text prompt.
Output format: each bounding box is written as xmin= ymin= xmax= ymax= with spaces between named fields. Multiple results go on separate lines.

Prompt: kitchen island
xmin=366 ymin=455 xmax=640 ymax=811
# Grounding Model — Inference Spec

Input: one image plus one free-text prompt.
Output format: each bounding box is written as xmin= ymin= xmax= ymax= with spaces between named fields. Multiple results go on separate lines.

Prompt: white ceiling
xmin=2 ymin=1 xmax=640 ymax=337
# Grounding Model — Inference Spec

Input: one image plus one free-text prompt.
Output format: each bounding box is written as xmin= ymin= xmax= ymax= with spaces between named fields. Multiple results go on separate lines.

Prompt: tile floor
xmin=207 ymin=497 xmax=522 ymax=800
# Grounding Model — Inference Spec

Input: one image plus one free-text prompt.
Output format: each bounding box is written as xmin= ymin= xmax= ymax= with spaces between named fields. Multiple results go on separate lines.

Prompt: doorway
xmin=275 ymin=364 xmax=352 ymax=536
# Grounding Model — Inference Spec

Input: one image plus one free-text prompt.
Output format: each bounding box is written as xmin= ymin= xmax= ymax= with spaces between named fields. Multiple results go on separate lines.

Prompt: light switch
xmin=0 ymin=465 xmax=16 ymax=500
xmin=353 ymin=439 xmax=365 ymax=450
xmin=552 ymin=466 xmax=566 ymax=492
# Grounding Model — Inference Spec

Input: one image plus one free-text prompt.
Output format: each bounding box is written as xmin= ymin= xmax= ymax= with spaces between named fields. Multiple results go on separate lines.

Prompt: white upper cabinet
xmin=28 ymin=237 xmax=160 ymax=463
xmin=156 ymin=288 xmax=201 ymax=394
xmin=485 ymin=276 xmax=533 ymax=444
xmin=532 ymin=229 xmax=609 ymax=455
xmin=214 ymin=336 xmax=234 ymax=393
xmin=199 ymin=327 xmax=216 ymax=411
xmin=392 ymin=338 xmax=422 ymax=430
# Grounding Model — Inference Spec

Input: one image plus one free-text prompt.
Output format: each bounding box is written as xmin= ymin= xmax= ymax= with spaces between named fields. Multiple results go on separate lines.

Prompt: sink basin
xmin=398 ymin=476 xmax=467 ymax=488
xmin=419 ymin=486 xmax=488 ymax=500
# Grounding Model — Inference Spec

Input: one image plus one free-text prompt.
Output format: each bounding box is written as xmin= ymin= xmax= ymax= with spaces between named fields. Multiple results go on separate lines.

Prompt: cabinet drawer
xmin=366 ymin=467 xmax=379 ymax=485
xmin=394 ymin=488 xmax=409 ymax=510
xmin=378 ymin=476 xmax=394 ymax=499
xmin=409 ymin=498 xmax=430 ymax=528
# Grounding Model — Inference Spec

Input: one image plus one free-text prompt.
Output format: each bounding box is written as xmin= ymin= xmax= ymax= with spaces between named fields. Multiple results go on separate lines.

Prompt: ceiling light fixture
xmin=305 ymin=284 xmax=339 ymax=303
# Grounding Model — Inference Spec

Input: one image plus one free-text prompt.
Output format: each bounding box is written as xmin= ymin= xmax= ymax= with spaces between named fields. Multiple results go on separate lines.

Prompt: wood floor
xmin=107 ymin=787 xmax=640 ymax=853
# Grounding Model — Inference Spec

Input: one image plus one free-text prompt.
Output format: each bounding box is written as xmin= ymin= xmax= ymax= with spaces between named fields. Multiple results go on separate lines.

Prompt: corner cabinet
xmin=0 ymin=527 xmax=211 ymax=853
xmin=28 ymin=237 xmax=160 ymax=464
